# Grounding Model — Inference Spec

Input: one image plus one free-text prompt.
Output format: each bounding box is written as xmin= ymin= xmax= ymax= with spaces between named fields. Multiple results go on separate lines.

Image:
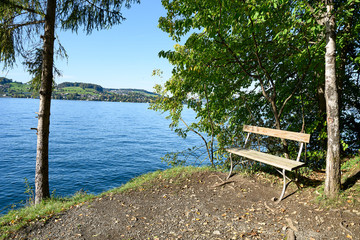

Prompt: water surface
xmin=0 ymin=98 xmax=203 ymax=214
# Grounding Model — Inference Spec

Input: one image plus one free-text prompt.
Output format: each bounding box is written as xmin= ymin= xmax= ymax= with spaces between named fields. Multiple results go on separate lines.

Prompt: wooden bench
xmin=226 ymin=125 xmax=310 ymax=202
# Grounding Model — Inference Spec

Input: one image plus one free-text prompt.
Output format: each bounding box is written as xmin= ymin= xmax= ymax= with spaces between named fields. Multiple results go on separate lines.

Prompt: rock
xmin=286 ymin=229 xmax=296 ymax=240
xmin=213 ymin=230 xmax=221 ymax=235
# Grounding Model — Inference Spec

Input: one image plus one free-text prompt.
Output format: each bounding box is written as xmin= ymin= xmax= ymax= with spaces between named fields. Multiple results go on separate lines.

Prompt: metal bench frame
xmin=226 ymin=125 xmax=310 ymax=202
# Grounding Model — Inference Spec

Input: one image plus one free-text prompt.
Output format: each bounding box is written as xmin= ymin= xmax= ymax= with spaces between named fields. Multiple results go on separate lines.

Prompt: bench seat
xmin=226 ymin=125 xmax=310 ymax=202
xmin=226 ymin=148 xmax=305 ymax=171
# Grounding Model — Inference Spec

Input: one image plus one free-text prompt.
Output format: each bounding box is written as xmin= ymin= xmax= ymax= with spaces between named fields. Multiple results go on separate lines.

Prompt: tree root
xmin=339 ymin=221 xmax=353 ymax=235
xmin=208 ymin=174 xmax=235 ymax=188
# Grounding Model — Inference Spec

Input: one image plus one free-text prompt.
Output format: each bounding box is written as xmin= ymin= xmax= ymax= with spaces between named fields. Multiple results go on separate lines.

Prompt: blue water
xmin=0 ymin=98 xmax=204 ymax=214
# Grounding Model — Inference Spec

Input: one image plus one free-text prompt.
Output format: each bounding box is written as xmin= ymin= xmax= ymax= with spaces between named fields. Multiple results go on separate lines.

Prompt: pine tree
xmin=1 ymin=0 xmax=140 ymax=203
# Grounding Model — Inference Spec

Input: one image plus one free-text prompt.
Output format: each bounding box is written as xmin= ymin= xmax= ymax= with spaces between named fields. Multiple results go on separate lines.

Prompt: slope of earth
xmin=10 ymin=171 xmax=360 ymax=240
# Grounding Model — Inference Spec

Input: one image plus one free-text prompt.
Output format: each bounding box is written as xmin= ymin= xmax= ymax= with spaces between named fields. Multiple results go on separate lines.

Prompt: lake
xmin=0 ymin=98 xmax=204 ymax=214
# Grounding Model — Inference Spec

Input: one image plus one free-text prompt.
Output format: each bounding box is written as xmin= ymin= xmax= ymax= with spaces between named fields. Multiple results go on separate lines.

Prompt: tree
xmin=34 ymin=0 xmax=57 ymax=203
xmin=154 ymin=0 xmax=360 ymax=194
xmin=153 ymin=0 xmax=324 ymax=165
xmin=1 ymin=0 xmax=140 ymax=203
xmin=323 ymin=0 xmax=341 ymax=197
xmin=306 ymin=0 xmax=356 ymax=197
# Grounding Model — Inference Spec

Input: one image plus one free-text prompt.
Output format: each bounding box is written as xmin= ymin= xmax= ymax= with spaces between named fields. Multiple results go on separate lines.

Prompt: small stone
xmin=213 ymin=230 xmax=221 ymax=235
xmin=286 ymin=229 xmax=295 ymax=240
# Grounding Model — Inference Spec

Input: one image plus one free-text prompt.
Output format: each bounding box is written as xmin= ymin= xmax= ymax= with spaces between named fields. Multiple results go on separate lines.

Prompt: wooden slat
xmin=226 ymin=148 xmax=305 ymax=171
xmin=243 ymin=125 xmax=310 ymax=143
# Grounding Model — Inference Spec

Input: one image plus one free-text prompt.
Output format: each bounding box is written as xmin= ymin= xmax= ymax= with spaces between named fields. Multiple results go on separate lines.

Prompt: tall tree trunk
xmin=35 ymin=0 xmax=56 ymax=204
xmin=317 ymin=81 xmax=327 ymax=150
xmin=324 ymin=0 xmax=341 ymax=198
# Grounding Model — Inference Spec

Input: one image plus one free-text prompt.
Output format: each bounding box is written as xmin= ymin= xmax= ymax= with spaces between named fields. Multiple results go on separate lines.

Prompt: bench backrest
xmin=243 ymin=125 xmax=310 ymax=143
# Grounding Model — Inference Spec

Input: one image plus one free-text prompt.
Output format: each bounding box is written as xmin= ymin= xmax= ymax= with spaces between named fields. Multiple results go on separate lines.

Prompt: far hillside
xmin=0 ymin=78 xmax=158 ymax=103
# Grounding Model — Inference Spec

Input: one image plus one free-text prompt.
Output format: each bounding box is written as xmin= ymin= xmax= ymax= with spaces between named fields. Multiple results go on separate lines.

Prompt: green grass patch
xmin=104 ymin=166 xmax=214 ymax=195
xmin=341 ymin=155 xmax=360 ymax=172
xmin=8 ymin=83 xmax=30 ymax=92
xmin=132 ymin=90 xmax=157 ymax=97
xmin=58 ymin=87 xmax=98 ymax=95
xmin=0 ymin=191 xmax=94 ymax=239
xmin=314 ymin=155 xmax=360 ymax=208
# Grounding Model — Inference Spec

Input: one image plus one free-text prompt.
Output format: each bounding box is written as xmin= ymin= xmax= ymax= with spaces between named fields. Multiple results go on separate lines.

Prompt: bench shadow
xmin=342 ymin=170 xmax=360 ymax=190
xmin=281 ymin=176 xmax=321 ymax=201
xmin=297 ymin=175 xmax=323 ymax=188
xmin=281 ymin=189 xmax=298 ymax=201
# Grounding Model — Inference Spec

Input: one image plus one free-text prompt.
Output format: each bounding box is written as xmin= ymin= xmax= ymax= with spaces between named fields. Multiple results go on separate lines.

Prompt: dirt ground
xmin=10 ymin=170 xmax=360 ymax=240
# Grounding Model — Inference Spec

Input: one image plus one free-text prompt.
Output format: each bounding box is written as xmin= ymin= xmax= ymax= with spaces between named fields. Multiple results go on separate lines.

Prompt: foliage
xmin=0 ymin=0 xmax=140 ymax=87
xmin=23 ymin=178 xmax=35 ymax=206
xmin=0 ymin=0 xmax=45 ymax=69
xmin=0 ymin=77 xmax=12 ymax=84
xmin=23 ymin=48 xmax=61 ymax=92
xmin=58 ymin=82 xmax=104 ymax=92
xmin=160 ymin=145 xmax=211 ymax=167
xmin=152 ymin=0 xmax=360 ymax=169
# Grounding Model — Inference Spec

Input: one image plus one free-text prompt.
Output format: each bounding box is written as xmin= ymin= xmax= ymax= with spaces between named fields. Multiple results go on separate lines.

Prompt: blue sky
xmin=1 ymin=0 xmax=177 ymax=92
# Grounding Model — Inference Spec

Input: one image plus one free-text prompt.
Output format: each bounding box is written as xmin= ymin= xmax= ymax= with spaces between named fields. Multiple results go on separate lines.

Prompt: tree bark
xmin=35 ymin=0 xmax=56 ymax=204
xmin=324 ymin=0 xmax=341 ymax=198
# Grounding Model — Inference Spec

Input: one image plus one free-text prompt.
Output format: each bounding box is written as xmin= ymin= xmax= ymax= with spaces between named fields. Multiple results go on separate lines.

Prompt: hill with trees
xmin=0 ymin=78 xmax=157 ymax=103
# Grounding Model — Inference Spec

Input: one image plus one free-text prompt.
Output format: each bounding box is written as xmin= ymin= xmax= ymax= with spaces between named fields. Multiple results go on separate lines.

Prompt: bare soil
xmin=10 ymin=170 xmax=360 ymax=239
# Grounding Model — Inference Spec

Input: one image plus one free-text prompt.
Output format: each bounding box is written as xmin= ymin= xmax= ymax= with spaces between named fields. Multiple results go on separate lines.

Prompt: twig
xmin=339 ymin=221 xmax=353 ymax=235
xmin=285 ymin=218 xmax=298 ymax=232
xmin=264 ymin=202 xmax=275 ymax=213
xmin=208 ymin=174 xmax=235 ymax=188
xmin=211 ymin=181 xmax=235 ymax=188
xmin=208 ymin=174 xmax=224 ymax=182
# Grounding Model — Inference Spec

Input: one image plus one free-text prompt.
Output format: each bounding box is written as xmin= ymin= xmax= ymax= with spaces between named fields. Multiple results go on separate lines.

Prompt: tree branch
xmin=179 ymin=117 xmax=214 ymax=167
xmin=216 ymin=32 xmax=259 ymax=80
xmin=305 ymin=2 xmax=326 ymax=25
xmin=8 ymin=20 xmax=45 ymax=30
xmin=1 ymin=0 xmax=44 ymax=16
xmin=248 ymin=14 xmax=275 ymax=102
xmin=84 ymin=0 xmax=124 ymax=16
xmin=204 ymin=83 xmax=215 ymax=166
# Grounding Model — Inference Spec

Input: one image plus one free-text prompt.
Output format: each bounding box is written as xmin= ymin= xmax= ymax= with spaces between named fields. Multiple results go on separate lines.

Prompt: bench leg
xmin=294 ymin=169 xmax=301 ymax=190
xmin=226 ymin=153 xmax=234 ymax=180
xmin=278 ymin=169 xmax=292 ymax=202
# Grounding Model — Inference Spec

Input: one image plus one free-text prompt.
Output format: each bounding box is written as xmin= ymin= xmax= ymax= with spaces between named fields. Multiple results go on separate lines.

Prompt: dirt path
xmin=12 ymin=171 xmax=360 ymax=239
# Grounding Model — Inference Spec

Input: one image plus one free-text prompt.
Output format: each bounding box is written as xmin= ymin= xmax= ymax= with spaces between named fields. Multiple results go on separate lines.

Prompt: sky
xmin=0 ymin=0 xmax=178 ymax=92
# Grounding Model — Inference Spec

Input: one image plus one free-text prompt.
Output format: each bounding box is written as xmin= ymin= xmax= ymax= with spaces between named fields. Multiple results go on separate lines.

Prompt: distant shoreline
xmin=1 ymin=78 xmax=158 ymax=103
xmin=0 ymin=96 xmax=155 ymax=104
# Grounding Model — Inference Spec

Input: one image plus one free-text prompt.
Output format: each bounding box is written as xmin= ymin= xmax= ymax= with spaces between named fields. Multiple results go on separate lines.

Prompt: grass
xmin=0 ymin=191 xmax=94 ymax=239
xmin=314 ymin=155 xmax=360 ymax=208
xmin=0 ymin=166 xmax=213 ymax=239
xmin=8 ymin=83 xmax=30 ymax=92
xmin=58 ymin=87 xmax=99 ymax=95
xmin=1 ymin=159 xmax=358 ymax=238
xmin=105 ymin=165 xmax=213 ymax=195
